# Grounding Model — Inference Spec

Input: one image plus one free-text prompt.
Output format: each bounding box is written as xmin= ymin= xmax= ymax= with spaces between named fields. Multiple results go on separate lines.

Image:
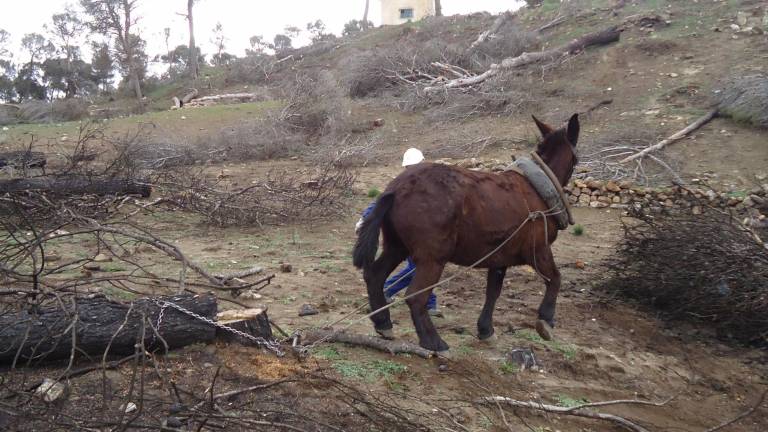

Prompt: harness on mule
xmin=507 ymin=152 xmax=575 ymax=230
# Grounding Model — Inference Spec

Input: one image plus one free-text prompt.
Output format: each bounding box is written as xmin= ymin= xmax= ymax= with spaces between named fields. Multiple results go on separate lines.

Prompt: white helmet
xmin=402 ymin=148 xmax=424 ymax=167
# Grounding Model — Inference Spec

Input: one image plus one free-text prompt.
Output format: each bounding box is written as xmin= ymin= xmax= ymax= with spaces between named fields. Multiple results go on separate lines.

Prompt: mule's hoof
xmin=477 ymin=328 xmax=496 ymax=341
xmin=535 ymin=320 xmax=554 ymax=341
xmin=376 ymin=328 xmax=395 ymax=340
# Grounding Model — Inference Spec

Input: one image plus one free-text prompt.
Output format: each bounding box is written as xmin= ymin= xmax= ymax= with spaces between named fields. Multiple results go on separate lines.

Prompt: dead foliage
xmin=344 ymin=13 xmax=536 ymax=100
xmin=157 ymin=162 xmax=355 ymax=227
xmin=602 ymin=202 xmax=768 ymax=347
xmin=578 ymin=129 xmax=682 ymax=185
xmin=715 ymin=73 xmax=768 ymax=129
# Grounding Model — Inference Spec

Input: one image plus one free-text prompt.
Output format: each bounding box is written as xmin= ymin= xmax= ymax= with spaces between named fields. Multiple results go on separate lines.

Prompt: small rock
xmin=605 ymin=180 xmax=621 ymax=192
xmin=578 ymin=194 xmax=591 ymax=206
xmin=609 ymin=204 xmax=629 ymax=209
xmin=83 ymin=263 xmax=101 ymax=271
xmin=2 ymin=126 xmax=9 ymax=131
xmin=169 ymin=403 xmax=185 ymax=414
xmin=729 ymin=23 xmax=740 ymax=31
xmin=124 ymin=402 xmax=137 ymax=413
xmin=438 ymin=364 xmax=449 ymax=372
xmin=668 ymin=72 xmax=679 ymax=78
xmin=93 ymin=253 xmax=112 ymax=262
xmin=736 ymin=11 xmax=749 ymax=26
xmin=574 ymin=260 xmax=586 ymax=269
xmin=506 ymin=348 xmax=538 ymax=371
xmin=298 ymin=304 xmax=319 ymax=317
xmin=166 ymin=417 xmax=183 ymax=428
xmin=571 ymin=188 xmax=581 ymax=197
xmin=35 ymin=379 xmax=67 ymax=402
xmin=692 ymin=206 xmax=702 ymax=215
xmin=279 ymin=263 xmax=292 ymax=273
xmin=44 ymin=253 xmax=61 ymax=262
xmin=589 ymin=201 xmax=608 ymax=208
xmin=451 ymin=326 xmax=467 ymax=334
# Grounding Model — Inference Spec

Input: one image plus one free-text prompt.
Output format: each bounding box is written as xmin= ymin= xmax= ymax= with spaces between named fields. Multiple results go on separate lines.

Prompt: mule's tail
xmin=353 ymin=192 xmax=394 ymax=269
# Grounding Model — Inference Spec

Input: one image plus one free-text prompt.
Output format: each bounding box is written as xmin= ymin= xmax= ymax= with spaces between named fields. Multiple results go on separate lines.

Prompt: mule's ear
xmin=566 ymin=113 xmax=580 ymax=146
xmin=532 ymin=115 xmax=553 ymax=137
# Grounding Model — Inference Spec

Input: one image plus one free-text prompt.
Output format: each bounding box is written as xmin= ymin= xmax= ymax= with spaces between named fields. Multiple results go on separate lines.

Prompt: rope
xmin=292 ymin=206 xmax=565 ymax=353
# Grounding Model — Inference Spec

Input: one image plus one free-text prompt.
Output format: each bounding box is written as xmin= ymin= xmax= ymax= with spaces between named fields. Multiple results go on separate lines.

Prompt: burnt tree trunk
xmin=0 ymin=178 xmax=152 ymax=197
xmin=0 ymin=294 xmax=217 ymax=365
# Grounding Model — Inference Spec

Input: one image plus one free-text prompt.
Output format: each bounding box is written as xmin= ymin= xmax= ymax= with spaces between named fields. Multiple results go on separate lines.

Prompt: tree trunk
xmin=0 ymin=294 xmax=217 ymax=365
xmin=120 ymin=0 xmax=142 ymax=99
xmin=434 ymin=0 xmax=442 ymax=16
xmin=188 ymin=0 xmax=199 ymax=79
xmin=362 ymin=0 xmax=370 ymax=30
xmin=0 ymin=178 xmax=151 ymax=197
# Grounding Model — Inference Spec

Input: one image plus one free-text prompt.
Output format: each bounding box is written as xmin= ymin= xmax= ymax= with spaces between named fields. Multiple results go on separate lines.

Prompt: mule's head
xmin=531 ymin=113 xmax=579 ymax=186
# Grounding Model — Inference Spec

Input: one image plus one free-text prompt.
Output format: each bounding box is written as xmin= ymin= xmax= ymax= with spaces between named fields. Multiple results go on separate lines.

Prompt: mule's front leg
xmin=405 ymin=262 xmax=449 ymax=352
xmin=477 ymin=267 xmax=507 ymax=340
xmin=364 ymin=250 xmax=405 ymax=339
xmin=529 ymin=246 xmax=560 ymax=341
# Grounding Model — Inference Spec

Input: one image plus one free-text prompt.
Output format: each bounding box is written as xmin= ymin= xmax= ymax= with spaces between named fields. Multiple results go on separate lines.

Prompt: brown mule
xmin=353 ymin=114 xmax=580 ymax=352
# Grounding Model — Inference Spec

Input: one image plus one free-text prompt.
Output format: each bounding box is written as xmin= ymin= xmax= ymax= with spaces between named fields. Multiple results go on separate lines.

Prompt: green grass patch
xmin=313 ymin=346 xmax=343 ymax=360
xmin=367 ymin=187 xmax=381 ymax=198
xmin=571 ymin=224 xmax=584 ymax=236
xmin=332 ymin=359 xmax=407 ymax=381
xmin=499 ymin=360 xmax=519 ymax=375
xmin=515 ymin=329 xmax=578 ymax=361
xmin=554 ymin=394 xmax=589 ymax=408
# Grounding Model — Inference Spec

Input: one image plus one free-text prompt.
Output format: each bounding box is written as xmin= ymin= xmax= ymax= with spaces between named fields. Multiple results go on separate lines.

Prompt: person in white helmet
xmin=355 ymin=148 xmax=441 ymax=316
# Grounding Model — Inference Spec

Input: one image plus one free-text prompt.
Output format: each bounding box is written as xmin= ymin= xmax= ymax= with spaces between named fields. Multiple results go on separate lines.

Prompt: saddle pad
xmin=511 ymin=155 xmax=573 ymax=230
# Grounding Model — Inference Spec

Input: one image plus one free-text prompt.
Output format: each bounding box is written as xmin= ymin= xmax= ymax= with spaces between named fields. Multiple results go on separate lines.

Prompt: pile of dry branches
xmin=602 ymin=202 xmax=768 ymax=346
xmin=158 ymin=163 xmax=355 ymax=227
xmin=716 ymin=73 xmax=768 ymax=129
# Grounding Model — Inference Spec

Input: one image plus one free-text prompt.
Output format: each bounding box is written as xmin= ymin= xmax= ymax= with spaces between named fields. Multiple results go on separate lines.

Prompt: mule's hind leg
xmin=364 ymin=247 xmax=407 ymax=339
xmin=527 ymin=246 xmax=560 ymax=341
xmin=477 ymin=267 xmax=507 ymax=340
xmin=404 ymin=261 xmax=449 ymax=352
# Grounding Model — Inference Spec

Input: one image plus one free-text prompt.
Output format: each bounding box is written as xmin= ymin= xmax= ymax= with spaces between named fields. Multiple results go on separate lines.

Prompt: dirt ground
xmin=3 ymin=0 xmax=768 ymax=430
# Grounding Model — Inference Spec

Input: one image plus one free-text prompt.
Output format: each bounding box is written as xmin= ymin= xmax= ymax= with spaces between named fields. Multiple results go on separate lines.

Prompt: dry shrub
xmin=159 ymin=162 xmax=355 ymax=227
xmin=467 ymin=25 xmax=539 ymax=71
xmin=344 ymin=13 xmax=533 ymax=98
xmin=405 ymin=71 xmax=538 ymax=123
xmin=603 ymin=204 xmax=768 ymax=347
xmin=716 ymin=74 xmax=768 ymax=129
xmin=310 ymin=132 xmax=387 ymax=167
xmin=578 ymin=128 xmax=681 ymax=185
xmin=278 ymin=71 xmax=350 ymax=137
xmin=15 ymin=99 xmax=90 ymax=123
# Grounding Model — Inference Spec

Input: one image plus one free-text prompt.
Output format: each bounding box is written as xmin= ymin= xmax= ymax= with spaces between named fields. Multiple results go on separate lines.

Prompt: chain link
xmin=153 ymin=300 xmax=284 ymax=356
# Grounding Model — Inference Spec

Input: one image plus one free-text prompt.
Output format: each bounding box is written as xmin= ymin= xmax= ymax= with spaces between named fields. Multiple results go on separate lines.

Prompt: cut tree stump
xmin=216 ymin=308 xmax=273 ymax=346
xmin=0 ymin=294 xmax=217 ymax=365
xmin=0 ymin=177 xmax=151 ymax=197
xmin=0 ymin=151 xmax=46 ymax=169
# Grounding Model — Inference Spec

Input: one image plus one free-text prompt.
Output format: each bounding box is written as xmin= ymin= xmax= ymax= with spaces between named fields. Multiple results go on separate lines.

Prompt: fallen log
xmin=0 ymin=293 xmax=217 ymax=365
xmin=0 ymin=177 xmax=151 ymax=198
xmin=184 ymin=93 xmax=262 ymax=107
xmin=0 ymin=151 xmax=46 ymax=169
xmin=619 ymin=108 xmax=719 ymax=164
xmin=425 ymin=26 xmax=621 ymax=93
xmin=172 ymin=88 xmax=200 ymax=108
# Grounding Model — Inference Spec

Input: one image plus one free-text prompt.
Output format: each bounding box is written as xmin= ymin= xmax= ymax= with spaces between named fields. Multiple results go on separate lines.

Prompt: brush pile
xmin=602 ymin=203 xmax=768 ymax=346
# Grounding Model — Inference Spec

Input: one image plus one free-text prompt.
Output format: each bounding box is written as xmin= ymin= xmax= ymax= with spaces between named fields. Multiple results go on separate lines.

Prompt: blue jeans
xmin=384 ymin=258 xmax=437 ymax=310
